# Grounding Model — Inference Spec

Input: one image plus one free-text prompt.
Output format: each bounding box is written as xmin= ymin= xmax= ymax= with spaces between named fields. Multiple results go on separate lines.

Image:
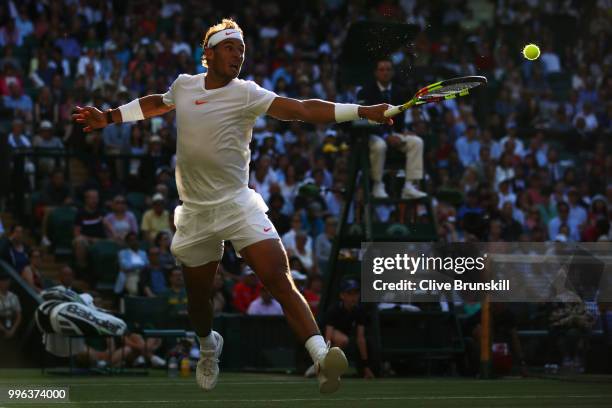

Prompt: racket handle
xmin=384 ymin=105 xmax=402 ymax=118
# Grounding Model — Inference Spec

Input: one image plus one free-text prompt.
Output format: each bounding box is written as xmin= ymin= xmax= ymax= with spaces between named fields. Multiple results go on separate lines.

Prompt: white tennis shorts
xmin=170 ymin=189 xmax=279 ymax=267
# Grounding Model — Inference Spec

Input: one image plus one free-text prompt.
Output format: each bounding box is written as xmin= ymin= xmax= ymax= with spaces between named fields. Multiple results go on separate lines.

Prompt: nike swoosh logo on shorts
xmin=264 ymin=227 xmax=272 ymax=232
xmin=195 ymin=100 xmax=208 ymax=105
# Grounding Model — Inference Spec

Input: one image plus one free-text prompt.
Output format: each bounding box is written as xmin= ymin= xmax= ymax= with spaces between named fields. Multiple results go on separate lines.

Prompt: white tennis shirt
xmin=162 ymin=73 xmax=277 ymax=206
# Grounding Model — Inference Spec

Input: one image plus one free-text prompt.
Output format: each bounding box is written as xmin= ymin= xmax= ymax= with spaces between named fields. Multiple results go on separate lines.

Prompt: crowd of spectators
xmin=0 ymin=0 xmax=610 ymax=330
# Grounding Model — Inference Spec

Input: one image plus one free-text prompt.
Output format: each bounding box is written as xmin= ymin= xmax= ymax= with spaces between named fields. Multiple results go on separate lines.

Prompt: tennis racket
xmin=383 ymin=75 xmax=487 ymax=118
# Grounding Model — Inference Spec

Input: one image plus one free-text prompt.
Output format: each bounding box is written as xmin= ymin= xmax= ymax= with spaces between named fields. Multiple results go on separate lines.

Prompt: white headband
xmin=207 ymin=28 xmax=244 ymax=48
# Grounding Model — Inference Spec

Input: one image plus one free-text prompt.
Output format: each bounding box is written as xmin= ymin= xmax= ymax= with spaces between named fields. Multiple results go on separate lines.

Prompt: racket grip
xmin=384 ymin=106 xmax=401 ymax=118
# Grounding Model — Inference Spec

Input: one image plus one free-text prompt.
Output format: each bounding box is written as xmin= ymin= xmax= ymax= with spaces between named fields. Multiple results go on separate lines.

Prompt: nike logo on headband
xmin=225 ymin=31 xmax=237 ymax=36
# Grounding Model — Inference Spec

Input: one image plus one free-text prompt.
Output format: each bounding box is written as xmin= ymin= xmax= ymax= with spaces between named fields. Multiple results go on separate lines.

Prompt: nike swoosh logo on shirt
xmin=195 ymin=100 xmax=208 ymax=105
xmin=264 ymin=227 xmax=272 ymax=232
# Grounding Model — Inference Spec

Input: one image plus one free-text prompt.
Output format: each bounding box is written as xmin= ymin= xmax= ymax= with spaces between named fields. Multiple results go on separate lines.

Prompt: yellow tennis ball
xmin=522 ymin=43 xmax=540 ymax=60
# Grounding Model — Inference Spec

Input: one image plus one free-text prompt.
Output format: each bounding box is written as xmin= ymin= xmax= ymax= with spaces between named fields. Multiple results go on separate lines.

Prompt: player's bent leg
xmin=240 ymin=238 xmax=348 ymax=393
xmin=239 ymin=238 xmax=318 ymax=341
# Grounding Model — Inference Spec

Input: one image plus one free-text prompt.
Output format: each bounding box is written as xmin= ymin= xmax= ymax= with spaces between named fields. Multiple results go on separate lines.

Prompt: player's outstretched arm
xmin=72 ymin=95 xmax=175 ymax=132
xmin=267 ymin=97 xmax=393 ymax=126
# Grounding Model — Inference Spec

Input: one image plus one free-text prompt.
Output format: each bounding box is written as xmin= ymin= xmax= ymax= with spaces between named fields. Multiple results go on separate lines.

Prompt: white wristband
xmin=334 ymin=103 xmax=360 ymax=123
xmin=118 ymin=99 xmax=144 ymax=122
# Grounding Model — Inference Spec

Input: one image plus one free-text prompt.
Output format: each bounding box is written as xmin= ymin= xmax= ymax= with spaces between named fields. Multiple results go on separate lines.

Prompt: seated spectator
xmin=314 ymin=216 xmax=337 ymax=276
xmin=267 ymin=193 xmax=291 ymax=236
xmin=20 ymin=248 xmax=44 ymax=293
xmin=232 ymin=266 xmax=261 ymax=314
xmin=548 ymin=202 xmax=580 ymax=242
xmin=55 ymin=265 xmax=77 ymax=292
xmin=212 ymin=268 xmax=231 ymax=315
xmin=308 ymin=279 xmax=374 ymax=379
xmin=39 ymin=169 xmax=73 ymax=246
xmin=104 ymin=195 xmax=138 ymax=243
xmin=500 ymin=202 xmax=523 ymax=241
xmin=287 ymin=230 xmax=315 ymax=273
xmin=154 ymin=231 xmax=175 ymax=272
xmin=162 ymin=267 xmax=188 ymax=319
xmin=114 ymin=232 xmax=148 ymax=295
xmin=0 ymin=272 xmax=22 ymax=341
xmin=140 ymin=246 xmax=168 ymax=297
xmin=3 ymin=82 xmax=32 ymax=122
xmin=73 ymin=189 xmax=106 ymax=272
xmin=1 ymin=225 xmax=30 ymax=274
xmin=32 ymin=120 xmax=64 ymax=174
xmin=303 ymin=274 xmax=322 ymax=315
xmin=282 ymin=214 xmax=312 ymax=256
xmin=81 ymin=163 xmax=125 ymax=209
xmin=247 ymin=288 xmax=283 ymax=316
xmin=141 ymin=193 xmax=171 ymax=243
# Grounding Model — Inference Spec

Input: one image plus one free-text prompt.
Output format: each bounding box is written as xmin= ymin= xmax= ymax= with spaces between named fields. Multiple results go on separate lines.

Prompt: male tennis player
xmin=73 ymin=18 xmax=391 ymax=393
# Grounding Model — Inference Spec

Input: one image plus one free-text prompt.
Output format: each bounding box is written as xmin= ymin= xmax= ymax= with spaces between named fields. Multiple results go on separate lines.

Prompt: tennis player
xmin=73 ymin=18 xmax=391 ymax=393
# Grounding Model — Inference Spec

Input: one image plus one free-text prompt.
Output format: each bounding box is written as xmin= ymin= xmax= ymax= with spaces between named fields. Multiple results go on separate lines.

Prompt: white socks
xmin=200 ymin=332 xmax=217 ymax=350
xmin=305 ymin=334 xmax=328 ymax=363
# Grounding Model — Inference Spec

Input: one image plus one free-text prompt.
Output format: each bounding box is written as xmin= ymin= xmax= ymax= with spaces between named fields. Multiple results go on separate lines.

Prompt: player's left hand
xmin=358 ymin=104 xmax=394 ymax=125
xmin=363 ymin=367 xmax=376 ymax=379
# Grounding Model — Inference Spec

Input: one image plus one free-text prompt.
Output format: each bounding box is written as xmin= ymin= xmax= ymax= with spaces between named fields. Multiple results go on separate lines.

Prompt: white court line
xmin=17 ymin=394 xmax=611 ymax=404
xmin=0 ymin=378 xmax=536 ymax=387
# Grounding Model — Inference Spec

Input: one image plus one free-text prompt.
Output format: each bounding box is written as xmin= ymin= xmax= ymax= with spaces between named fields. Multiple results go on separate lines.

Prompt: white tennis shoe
xmin=315 ymin=345 xmax=349 ymax=394
xmin=196 ymin=331 xmax=224 ymax=391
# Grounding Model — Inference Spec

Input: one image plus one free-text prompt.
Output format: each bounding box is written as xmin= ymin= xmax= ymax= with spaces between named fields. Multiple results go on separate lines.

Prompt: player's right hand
xmin=358 ymin=104 xmax=394 ymax=126
xmin=72 ymin=106 xmax=107 ymax=132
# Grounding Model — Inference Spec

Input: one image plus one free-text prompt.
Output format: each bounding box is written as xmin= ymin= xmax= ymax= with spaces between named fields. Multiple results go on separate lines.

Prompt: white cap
xmin=40 ymin=120 xmax=53 ymax=130
xmin=152 ymin=193 xmax=164 ymax=202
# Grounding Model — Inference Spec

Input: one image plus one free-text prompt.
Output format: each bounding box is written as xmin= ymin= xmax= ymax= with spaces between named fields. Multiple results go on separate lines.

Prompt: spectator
xmin=287 ymin=230 xmax=315 ymax=274
xmin=55 ymin=265 xmax=77 ymax=291
xmin=212 ymin=268 xmax=231 ymax=315
xmin=314 ymin=216 xmax=337 ymax=276
xmin=114 ymin=232 xmax=148 ymax=295
xmin=247 ymin=288 xmax=283 ymax=316
xmin=1 ymin=225 xmax=29 ymax=274
xmin=20 ymin=248 xmax=44 ymax=293
xmin=73 ymin=189 xmax=106 ymax=272
xmin=104 ymin=195 xmax=138 ymax=243
xmin=154 ymin=231 xmax=175 ymax=272
xmin=39 ymin=169 xmax=73 ymax=246
xmin=303 ymin=274 xmax=322 ymax=315
xmin=567 ymin=187 xmax=588 ymax=228
xmin=0 ymin=273 xmax=22 ymax=341
xmin=32 ymin=121 xmax=63 ymax=171
xmin=3 ymin=82 xmax=33 ymax=122
xmin=548 ymin=202 xmax=580 ymax=242
xmin=141 ymin=193 xmax=171 ymax=243
xmin=249 ymin=155 xmax=278 ymax=203
xmin=163 ymin=267 xmax=189 ymax=320
xmin=455 ymin=125 xmax=481 ymax=167
xmin=282 ymin=213 xmax=311 ymax=254
xmin=140 ymin=246 xmax=168 ymax=297
xmin=267 ymin=193 xmax=291 ymax=236
xmin=232 ymin=266 xmax=261 ymax=314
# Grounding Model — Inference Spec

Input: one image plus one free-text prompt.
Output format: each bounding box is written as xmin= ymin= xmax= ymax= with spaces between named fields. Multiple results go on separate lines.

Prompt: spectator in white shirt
xmin=247 ymin=288 xmax=283 ymax=316
xmin=455 ymin=125 xmax=481 ymax=167
xmin=249 ymin=154 xmax=278 ymax=203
